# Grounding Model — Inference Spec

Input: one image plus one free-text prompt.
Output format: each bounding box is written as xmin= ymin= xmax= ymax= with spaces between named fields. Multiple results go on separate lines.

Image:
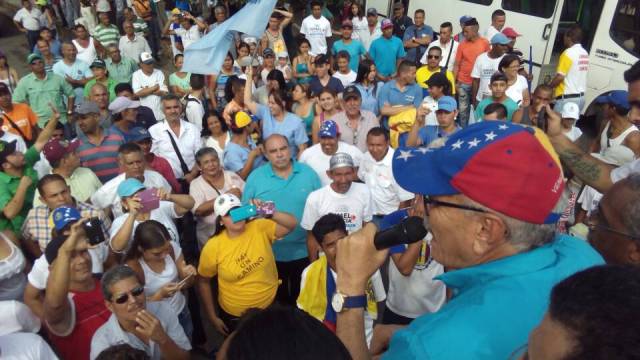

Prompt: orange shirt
xmin=455 ymin=37 xmax=490 ymax=85
xmin=1 ymin=103 xmax=38 ymax=141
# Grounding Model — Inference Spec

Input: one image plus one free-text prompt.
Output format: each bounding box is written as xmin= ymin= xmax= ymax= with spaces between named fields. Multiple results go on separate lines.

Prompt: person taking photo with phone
xmin=123 ymin=220 xmax=197 ymax=339
xmin=196 ymin=193 xmax=296 ymax=336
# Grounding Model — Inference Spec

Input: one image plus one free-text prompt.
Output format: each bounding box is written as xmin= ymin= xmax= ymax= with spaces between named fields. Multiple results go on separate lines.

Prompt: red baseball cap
xmin=43 ymin=139 xmax=80 ymax=164
xmin=502 ymin=27 xmax=521 ymax=39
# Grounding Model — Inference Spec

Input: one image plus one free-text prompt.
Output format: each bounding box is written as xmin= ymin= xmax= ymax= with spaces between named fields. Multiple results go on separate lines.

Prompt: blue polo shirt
xmin=331 ymin=39 xmax=367 ymax=72
xmin=397 ymin=125 xmax=462 ymax=147
xmin=242 ymin=161 xmax=321 ymax=261
xmin=377 ymin=80 xmax=423 ymax=110
xmin=222 ymin=139 xmax=265 ymax=173
xmin=369 ymin=35 xmax=406 ymax=77
xmin=256 ymin=105 xmax=309 ymax=159
xmin=383 ymin=234 xmax=604 ymax=360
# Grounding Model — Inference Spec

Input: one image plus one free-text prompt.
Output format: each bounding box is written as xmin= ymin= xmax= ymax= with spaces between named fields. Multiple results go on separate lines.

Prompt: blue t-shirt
xmin=222 ymin=139 xmax=265 ymax=173
xmin=402 ymin=24 xmax=434 ymax=63
xmin=331 ymin=39 xmax=367 ymax=72
xmin=242 ymin=161 xmax=321 ymax=261
xmin=51 ymin=59 xmax=92 ymax=101
xmin=309 ymin=76 xmax=344 ymax=97
xmin=256 ymin=104 xmax=309 ymax=158
xmin=369 ymin=36 xmax=406 ymax=77
xmin=397 ymin=125 xmax=461 ymax=148
xmin=475 ymin=97 xmax=519 ymax=122
xmin=377 ymin=80 xmax=423 ymax=110
xmin=383 ymin=234 xmax=604 ymax=360
xmin=355 ymin=82 xmax=383 ymax=116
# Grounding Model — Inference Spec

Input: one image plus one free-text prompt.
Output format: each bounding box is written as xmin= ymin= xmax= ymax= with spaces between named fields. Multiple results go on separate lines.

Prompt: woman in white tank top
xmin=125 ymin=220 xmax=197 ymax=339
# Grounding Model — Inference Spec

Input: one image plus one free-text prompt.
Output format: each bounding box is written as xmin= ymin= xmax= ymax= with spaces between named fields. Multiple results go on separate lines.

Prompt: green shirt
xmin=0 ymin=146 xmax=40 ymax=233
xmin=169 ymin=72 xmax=191 ymax=93
xmin=475 ymin=97 xmax=519 ymax=122
xmin=106 ymin=57 xmax=139 ymax=85
xmin=84 ymin=78 xmax=118 ymax=102
xmin=94 ymin=24 xmax=121 ymax=47
xmin=12 ymin=72 xmax=74 ymax=126
xmin=133 ymin=18 xmax=148 ymax=37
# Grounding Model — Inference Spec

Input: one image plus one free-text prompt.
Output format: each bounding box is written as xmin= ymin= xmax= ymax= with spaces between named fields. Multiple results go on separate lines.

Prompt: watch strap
xmin=343 ymin=294 xmax=367 ymax=309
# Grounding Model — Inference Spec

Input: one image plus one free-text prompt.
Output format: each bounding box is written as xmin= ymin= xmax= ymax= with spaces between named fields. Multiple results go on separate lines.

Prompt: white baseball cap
xmin=561 ymin=102 xmax=580 ymax=120
xmin=108 ymin=96 xmax=140 ymax=114
xmin=214 ymin=193 xmax=242 ymax=218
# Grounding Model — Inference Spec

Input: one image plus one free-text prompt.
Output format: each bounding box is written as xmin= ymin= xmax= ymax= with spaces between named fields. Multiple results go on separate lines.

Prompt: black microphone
xmin=374 ymin=216 xmax=428 ymax=250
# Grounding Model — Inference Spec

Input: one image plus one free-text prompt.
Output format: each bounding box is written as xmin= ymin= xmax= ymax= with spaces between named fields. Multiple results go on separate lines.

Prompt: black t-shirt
xmin=393 ymin=16 xmax=414 ymax=39
xmin=309 ymin=76 xmax=345 ymax=97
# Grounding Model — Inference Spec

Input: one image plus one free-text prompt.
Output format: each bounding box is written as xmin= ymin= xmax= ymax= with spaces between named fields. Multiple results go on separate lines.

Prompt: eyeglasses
xmin=423 ymin=197 xmax=487 ymax=215
xmin=427 ymin=55 xmax=440 ymax=59
xmin=587 ymin=205 xmax=640 ymax=240
xmin=113 ymin=286 xmax=145 ymax=304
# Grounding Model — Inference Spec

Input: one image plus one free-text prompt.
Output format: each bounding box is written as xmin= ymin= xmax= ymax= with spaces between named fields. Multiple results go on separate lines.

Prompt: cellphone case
xmin=138 ymin=188 xmax=160 ymax=213
xmin=229 ymin=205 xmax=257 ymax=223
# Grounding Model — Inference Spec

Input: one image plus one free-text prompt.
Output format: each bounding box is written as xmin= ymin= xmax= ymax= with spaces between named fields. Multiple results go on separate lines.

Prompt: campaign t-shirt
xmin=471 ymin=52 xmax=504 ymax=102
xmin=300 ymin=183 xmax=373 ymax=233
xmin=300 ymin=15 xmax=332 ymax=55
xmin=299 ymin=142 xmax=364 ymax=186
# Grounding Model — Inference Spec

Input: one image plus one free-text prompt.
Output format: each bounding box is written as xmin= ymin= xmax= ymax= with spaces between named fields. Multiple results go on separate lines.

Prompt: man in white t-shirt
xmin=301 ymin=152 xmax=372 ymax=260
xmin=300 ymin=1 xmax=332 ymax=56
xmin=131 ymin=52 xmax=168 ymax=121
xmin=483 ymin=9 xmax=506 ymax=41
xmin=163 ymin=12 xmax=207 ymax=50
xmin=299 ymin=120 xmax=363 ymax=186
xmin=358 ymin=127 xmax=413 ymax=226
xmin=471 ymin=33 xmax=509 ymax=105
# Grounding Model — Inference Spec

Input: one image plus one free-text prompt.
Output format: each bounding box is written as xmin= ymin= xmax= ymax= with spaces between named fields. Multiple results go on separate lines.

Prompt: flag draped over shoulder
xmin=182 ymin=0 xmax=277 ymax=75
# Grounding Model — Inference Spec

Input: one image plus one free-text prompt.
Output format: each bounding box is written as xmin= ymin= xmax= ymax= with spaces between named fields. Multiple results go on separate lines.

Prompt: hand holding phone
xmin=229 ymin=204 xmax=257 ymax=223
xmin=256 ymin=201 xmax=275 ymax=217
xmin=177 ymin=273 xmax=194 ymax=289
xmin=138 ymin=188 xmax=160 ymax=213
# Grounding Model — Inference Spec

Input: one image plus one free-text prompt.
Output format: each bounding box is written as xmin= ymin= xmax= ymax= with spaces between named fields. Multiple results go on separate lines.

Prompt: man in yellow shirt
xmin=416 ymin=46 xmax=456 ymax=95
xmin=549 ymin=25 xmax=589 ymax=112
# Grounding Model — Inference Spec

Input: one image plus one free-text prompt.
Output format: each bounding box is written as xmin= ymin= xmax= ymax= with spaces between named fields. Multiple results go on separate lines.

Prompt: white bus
xmin=368 ymin=0 xmax=640 ymax=115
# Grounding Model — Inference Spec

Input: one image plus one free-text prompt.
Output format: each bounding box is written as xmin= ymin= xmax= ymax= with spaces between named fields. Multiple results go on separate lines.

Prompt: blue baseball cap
xmin=392 ymin=122 xmax=565 ymax=224
xmin=129 ymin=127 xmax=152 ymax=142
xmin=117 ymin=178 xmax=146 ymax=198
xmin=491 ymin=33 xmax=511 ymax=45
xmin=318 ymin=119 xmax=339 ymax=138
xmin=460 ymin=15 xmax=473 ymax=24
xmin=50 ymin=206 xmax=82 ymax=231
xmin=595 ymin=90 xmax=630 ymax=111
xmin=437 ymin=96 xmax=457 ymax=113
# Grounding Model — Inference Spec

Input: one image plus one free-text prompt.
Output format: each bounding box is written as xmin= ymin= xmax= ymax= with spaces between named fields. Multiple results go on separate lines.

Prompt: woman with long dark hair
xmin=202 ymin=110 xmax=231 ymax=160
xmin=354 ymin=59 xmax=383 ymax=116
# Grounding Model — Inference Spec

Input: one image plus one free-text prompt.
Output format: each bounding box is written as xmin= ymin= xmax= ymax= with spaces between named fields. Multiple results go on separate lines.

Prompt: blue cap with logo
xmin=50 ymin=206 xmax=82 ymax=231
xmin=437 ymin=96 xmax=458 ymax=113
xmin=129 ymin=127 xmax=152 ymax=142
xmin=318 ymin=119 xmax=339 ymax=138
xmin=117 ymin=178 xmax=146 ymax=198
xmin=595 ymin=90 xmax=630 ymax=111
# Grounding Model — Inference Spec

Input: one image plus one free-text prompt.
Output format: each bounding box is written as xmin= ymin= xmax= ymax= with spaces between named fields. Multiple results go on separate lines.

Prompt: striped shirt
xmin=77 ymin=128 xmax=125 ymax=183
xmin=94 ymin=24 xmax=121 ymax=47
xmin=132 ymin=17 xmax=148 ymax=37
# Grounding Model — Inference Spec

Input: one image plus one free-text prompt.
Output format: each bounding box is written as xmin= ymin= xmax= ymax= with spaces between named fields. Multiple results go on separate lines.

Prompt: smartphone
xmin=536 ymin=110 xmax=549 ymax=133
xmin=83 ymin=217 xmax=105 ymax=245
xmin=256 ymin=201 xmax=275 ymax=216
xmin=177 ymin=273 xmax=194 ymax=289
xmin=229 ymin=204 xmax=257 ymax=223
xmin=138 ymin=188 xmax=160 ymax=213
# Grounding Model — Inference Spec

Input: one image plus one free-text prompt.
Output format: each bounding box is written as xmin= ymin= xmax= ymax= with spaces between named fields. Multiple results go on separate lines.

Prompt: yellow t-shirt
xmin=198 ymin=218 xmax=278 ymax=317
xmin=415 ymin=66 xmax=456 ymax=94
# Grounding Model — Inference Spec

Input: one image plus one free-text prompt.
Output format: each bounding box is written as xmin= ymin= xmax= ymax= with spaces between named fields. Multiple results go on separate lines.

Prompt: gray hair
xmin=195 ymin=147 xmax=219 ymax=165
xmin=101 ymin=265 xmax=140 ymax=300
xmin=463 ymin=191 xmax=568 ymax=252
xmin=621 ymin=173 xmax=640 ymax=238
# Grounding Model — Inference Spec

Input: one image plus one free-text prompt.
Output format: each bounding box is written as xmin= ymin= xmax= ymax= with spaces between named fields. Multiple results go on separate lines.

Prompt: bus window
xmin=610 ymin=0 xmax=640 ymax=57
xmin=502 ymin=0 xmax=556 ymax=18
xmin=460 ymin=0 xmax=493 ymax=5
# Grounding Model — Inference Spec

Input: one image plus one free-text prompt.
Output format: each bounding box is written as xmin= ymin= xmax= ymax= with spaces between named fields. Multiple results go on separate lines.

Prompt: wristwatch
xmin=331 ymin=291 xmax=366 ymax=313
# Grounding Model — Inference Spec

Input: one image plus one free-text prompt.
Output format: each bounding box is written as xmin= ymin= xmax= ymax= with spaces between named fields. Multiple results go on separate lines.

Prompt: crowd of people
xmin=2 ymin=0 xmax=640 ymax=359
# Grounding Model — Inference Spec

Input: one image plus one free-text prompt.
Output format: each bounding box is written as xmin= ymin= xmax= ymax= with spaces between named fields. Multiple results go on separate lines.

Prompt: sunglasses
xmin=427 ymin=55 xmax=440 ymax=59
xmin=423 ymin=197 xmax=487 ymax=215
xmin=113 ymin=286 xmax=145 ymax=304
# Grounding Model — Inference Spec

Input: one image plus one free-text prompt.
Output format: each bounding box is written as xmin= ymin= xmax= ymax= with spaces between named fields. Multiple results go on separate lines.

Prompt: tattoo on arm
xmin=559 ymin=149 xmax=604 ymax=184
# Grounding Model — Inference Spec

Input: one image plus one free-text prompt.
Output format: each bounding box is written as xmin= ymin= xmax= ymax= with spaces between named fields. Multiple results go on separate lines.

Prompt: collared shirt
xmin=384 ymin=235 xmax=604 ymax=360
xmin=222 ymin=139 xmax=265 ymax=174
xmin=13 ymin=7 xmax=42 ymax=31
xmin=332 ymin=110 xmax=380 ymax=153
xmin=91 ymin=170 xmax=171 ymax=218
xmin=118 ymin=35 xmax=151 ymax=64
xmin=0 ymin=146 xmax=39 ymax=233
xmin=77 ymin=128 xmax=125 ymax=183
xmin=256 ymin=104 xmax=308 ymax=158
xmin=94 ymin=24 xmax=120 ymax=47
xmin=32 ymin=167 xmax=103 ymax=207
xmin=358 ymin=148 xmax=413 ymax=215
xmin=22 ymin=201 xmax=111 ymax=251
xmin=105 ymin=56 xmax=139 ymax=85
xmin=52 ymin=59 xmax=92 ymax=106
xmin=369 ymin=36 xmax=406 ymax=77
xmin=424 ymin=39 xmax=459 ymax=69
xmin=131 ymin=69 xmax=168 ymax=121
xmin=149 ymin=119 xmax=201 ymax=178
xmin=83 ymin=78 xmax=118 ymax=102
xmin=377 ymin=79 xmax=423 ymax=109
xmin=131 ymin=17 xmax=148 ymax=37
xmin=90 ymin=301 xmax=191 ymax=360
xmin=242 ymin=161 xmax=321 ymax=261
xmin=358 ymin=22 xmax=382 ymax=52
xmin=12 ymin=72 xmax=74 ymax=127
xmin=402 ymin=24 xmax=434 ymax=63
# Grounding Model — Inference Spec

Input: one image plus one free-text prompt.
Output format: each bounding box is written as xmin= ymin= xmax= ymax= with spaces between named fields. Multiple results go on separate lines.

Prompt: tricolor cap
xmin=595 ymin=90 xmax=630 ymax=111
xmin=318 ymin=119 xmax=339 ymax=138
xmin=50 ymin=206 xmax=82 ymax=231
xmin=381 ymin=18 xmax=393 ymax=30
xmin=214 ymin=193 xmax=242 ymax=218
xmin=392 ymin=122 xmax=565 ymax=224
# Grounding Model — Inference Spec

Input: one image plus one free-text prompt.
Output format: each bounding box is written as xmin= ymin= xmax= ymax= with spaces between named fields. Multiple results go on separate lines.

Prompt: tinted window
xmin=461 ymin=0 xmax=492 ymax=5
xmin=610 ymin=0 xmax=640 ymax=57
xmin=502 ymin=0 xmax=557 ymax=18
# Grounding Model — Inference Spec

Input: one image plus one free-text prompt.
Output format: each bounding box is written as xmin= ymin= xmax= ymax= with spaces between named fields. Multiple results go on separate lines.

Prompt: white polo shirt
xmin=132 ymin=68 xmax=168 ymax=121
xmin=149 ymin=119 xmax=202 ymax=178
xmin=118 ymin=35 xmax=151 ymax=64
xmin=13 ymin=7 xmax=42 ymax=31
xmin=358 ymin=147 xmax=414 ymax=215
xmin=299 ymin=141 xmax=364 ymax=186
